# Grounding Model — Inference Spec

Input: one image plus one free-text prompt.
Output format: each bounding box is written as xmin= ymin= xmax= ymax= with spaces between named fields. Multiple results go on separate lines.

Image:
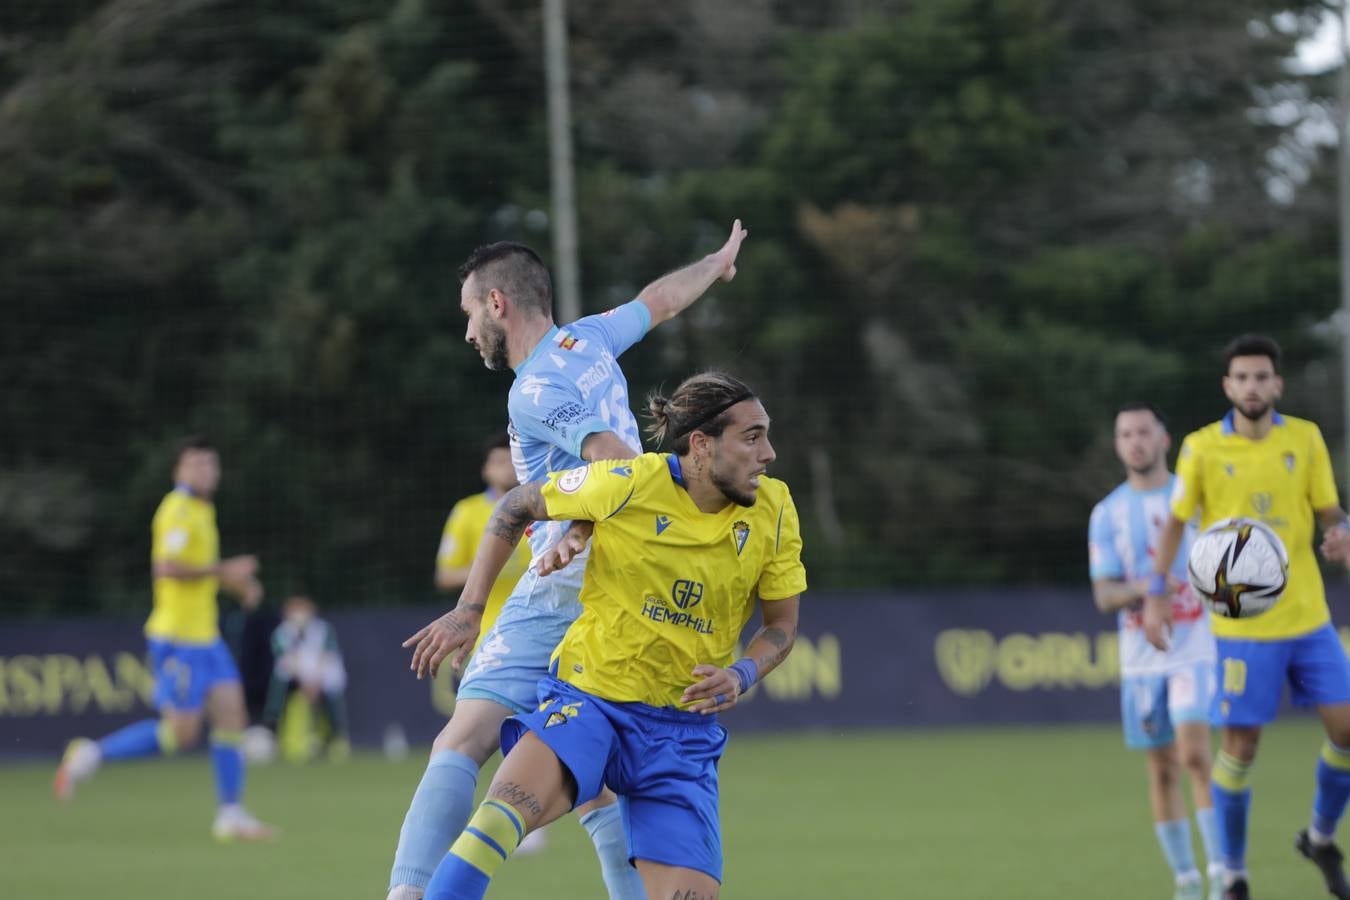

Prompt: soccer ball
xmin=1186 ymin=517 xmax=1289 ymax=619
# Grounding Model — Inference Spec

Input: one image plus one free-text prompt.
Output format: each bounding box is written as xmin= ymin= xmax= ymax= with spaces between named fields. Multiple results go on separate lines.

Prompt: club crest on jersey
xmin=557 ymin=465 xmax=590 ymax=494
xmin=732 ymin=520 xmax=750 ymax=556
xmin=1284 ymin=452 xmax=1296 ymax=472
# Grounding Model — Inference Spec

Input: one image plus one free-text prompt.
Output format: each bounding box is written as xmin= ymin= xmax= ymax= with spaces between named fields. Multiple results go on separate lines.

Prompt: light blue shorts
xmin=457 ymin=564 xmax=584 ymax=715
xmin=1121 ymin=660 xmax=1215 ymax=750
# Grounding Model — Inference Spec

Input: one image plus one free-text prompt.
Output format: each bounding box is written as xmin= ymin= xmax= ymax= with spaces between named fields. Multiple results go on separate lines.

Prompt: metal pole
xmin=544 ymin=0 xmax=581 ymax=323
xmin=1339 ymin=2 xmax=1350 ymax=495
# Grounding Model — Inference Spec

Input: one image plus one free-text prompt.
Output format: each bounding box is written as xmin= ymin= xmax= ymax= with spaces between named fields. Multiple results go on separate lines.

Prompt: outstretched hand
xmin=402 ymin=606 xmax=484 ymax=680
xmin=713 ymin=219 xmax=748 ymax=283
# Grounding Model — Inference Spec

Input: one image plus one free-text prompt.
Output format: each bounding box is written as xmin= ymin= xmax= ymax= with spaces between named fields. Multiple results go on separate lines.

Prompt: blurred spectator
xmin=263 ymin=595 xmax=350 ymax=762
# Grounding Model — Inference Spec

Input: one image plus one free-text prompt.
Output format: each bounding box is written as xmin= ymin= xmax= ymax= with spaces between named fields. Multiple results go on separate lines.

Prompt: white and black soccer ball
xmin=1186 ymin=517 xmax=1289 ymax=619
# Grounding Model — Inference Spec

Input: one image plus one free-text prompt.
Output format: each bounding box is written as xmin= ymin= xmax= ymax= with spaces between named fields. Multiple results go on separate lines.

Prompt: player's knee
xmin=170 ymin=718 xmax=203 ymax=749
xmin=431 ymin=718 xmax=499 ymax=765
xmin=1328 ymin=724 xmax=1350 ymax=749
xmin=1178 ymin=745 xmax=1210 ymax=775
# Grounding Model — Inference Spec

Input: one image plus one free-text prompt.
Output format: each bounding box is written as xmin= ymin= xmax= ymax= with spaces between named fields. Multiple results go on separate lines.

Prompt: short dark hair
xmin=1223 ymin=334 xmax=1282 ymax=373
xmin=175 ymin=434 xmax=215 ymax=467
xmin=458 ymin=242 xmax=553 ymax=317
xmin=647 ymin=372 xmax=758 ymax=454
xmin=1115 ymin=401 xmax=1166 ymax=428
xmin=482 ymin=431 xmax=511 ymax=458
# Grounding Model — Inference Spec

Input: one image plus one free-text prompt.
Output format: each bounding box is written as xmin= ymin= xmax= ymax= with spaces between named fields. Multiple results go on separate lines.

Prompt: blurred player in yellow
xmin=1144 ymin=336 xmax=1350 ymax=900
xmin=434 ymin=433 xmax=531 ymax=658
xmin=54 ymin=436 xmax=277 ymax=842
xmin=406 ymin=372 xmax=806 ymax=900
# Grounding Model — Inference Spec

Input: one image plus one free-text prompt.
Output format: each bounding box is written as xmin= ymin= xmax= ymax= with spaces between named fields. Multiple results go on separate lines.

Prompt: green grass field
xmin=2 ymin=719 xmax=1337 ymax=898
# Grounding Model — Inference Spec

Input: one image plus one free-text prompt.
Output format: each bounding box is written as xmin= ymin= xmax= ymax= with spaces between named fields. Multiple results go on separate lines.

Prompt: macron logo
xmin=655 ymin=515 xmax=673 ymax=535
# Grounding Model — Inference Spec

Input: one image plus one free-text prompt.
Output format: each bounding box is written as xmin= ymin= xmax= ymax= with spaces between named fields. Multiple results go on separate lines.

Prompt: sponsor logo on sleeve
xmin=541 ymin=402 xmax=589 ymax=433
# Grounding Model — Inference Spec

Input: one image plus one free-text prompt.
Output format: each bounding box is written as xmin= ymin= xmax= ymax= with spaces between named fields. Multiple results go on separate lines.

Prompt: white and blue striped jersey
xmin=1088 ymin=478 xmax=1215 ymax=677
xmin=507 ymin=300 xmax=649 ymax=575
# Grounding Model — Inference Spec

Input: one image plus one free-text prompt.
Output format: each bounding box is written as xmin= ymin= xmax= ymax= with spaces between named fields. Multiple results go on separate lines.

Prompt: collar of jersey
xmin=173 ymin=483 xmax=201 ymax=499
xmin=513 ymin=325 xmax=561 ymax=374
xmin=1221 ymin=409 xmax=1285 ymax=435
xmin=666 ymin=453 xmax=687 ymax=489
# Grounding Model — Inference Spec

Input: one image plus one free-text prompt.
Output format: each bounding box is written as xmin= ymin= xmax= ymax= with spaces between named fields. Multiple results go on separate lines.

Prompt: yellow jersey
xmin=1171 ymin=411 xmax=1341 ymax=640
xmin=539 ymin=452 xmax=807 ymax=708
xmin=145 ymin=489 xmax=220 ymax=644
xmin=437 ymin=491 xmax=532 ymax=652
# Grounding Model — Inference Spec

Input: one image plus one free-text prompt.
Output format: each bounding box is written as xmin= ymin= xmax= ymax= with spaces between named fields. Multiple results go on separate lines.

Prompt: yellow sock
xmin=449 ymin=800 xmax=527 ymax=877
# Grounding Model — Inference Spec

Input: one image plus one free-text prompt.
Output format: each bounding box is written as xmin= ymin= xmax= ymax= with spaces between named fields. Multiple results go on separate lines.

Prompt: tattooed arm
xmin=741 ymin=596 xmax=800 ymax=678
xmin=405 ymin=481 xmax=551 ymax=678
xmin=681 ymin=594 xmax=800 ymax=715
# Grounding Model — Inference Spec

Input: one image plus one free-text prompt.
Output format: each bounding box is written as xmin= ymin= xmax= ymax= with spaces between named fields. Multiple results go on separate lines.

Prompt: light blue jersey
xmin=1088 ymin=478 xmax=1214 ymax=677
xmin=507 ymin=300 xmax=649 ymax=565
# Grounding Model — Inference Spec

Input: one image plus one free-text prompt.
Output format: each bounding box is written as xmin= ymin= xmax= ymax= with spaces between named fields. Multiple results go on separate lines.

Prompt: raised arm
xmin=681 ymin=595 xmax=800 ymax=715
xmin=405 ymin=482 xmax=551 ymax=678
xmin=637 ymin=219 xmax=747 ymax=326
xmin=1143 ymin=515 xmax=1187 ymax=649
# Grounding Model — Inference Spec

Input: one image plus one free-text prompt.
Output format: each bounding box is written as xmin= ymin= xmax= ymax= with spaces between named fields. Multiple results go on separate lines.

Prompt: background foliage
xmin=2 ymin=0 xmax=1344 ymax=615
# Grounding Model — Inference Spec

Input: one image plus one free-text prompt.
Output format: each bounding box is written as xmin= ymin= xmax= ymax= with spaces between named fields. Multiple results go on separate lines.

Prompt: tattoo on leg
xmin=490 ymin=781 xmax=544 ymax=817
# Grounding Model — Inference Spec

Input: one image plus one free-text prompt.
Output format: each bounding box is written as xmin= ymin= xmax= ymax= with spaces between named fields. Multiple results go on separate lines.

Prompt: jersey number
xmin=1222 ymin=658 xmax=1247 ymax=697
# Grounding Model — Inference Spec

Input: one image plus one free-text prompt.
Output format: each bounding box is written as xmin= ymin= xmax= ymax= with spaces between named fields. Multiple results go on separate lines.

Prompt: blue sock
xmin=1195 ymin=807 xmax=1222 ymax=872
xmin=580 ymin=802 xmax=645 ymax=900
xmin=209 ymin=730 xmax=245 ymax=806
xmin=389 ymin=750 xmax=480 ymax=890
xmin=425 ymin=856 xmax=490 ymax=900
xmin=1212 ymin=751 xmax=1254 ymax=871
xmin=97 ymin=719 xmax=170 ymax=761
xmin=1154 ymin=818 xmax=1198 ymax=878
xmin=1313 ymin=741 xmax=1350 ymax=837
